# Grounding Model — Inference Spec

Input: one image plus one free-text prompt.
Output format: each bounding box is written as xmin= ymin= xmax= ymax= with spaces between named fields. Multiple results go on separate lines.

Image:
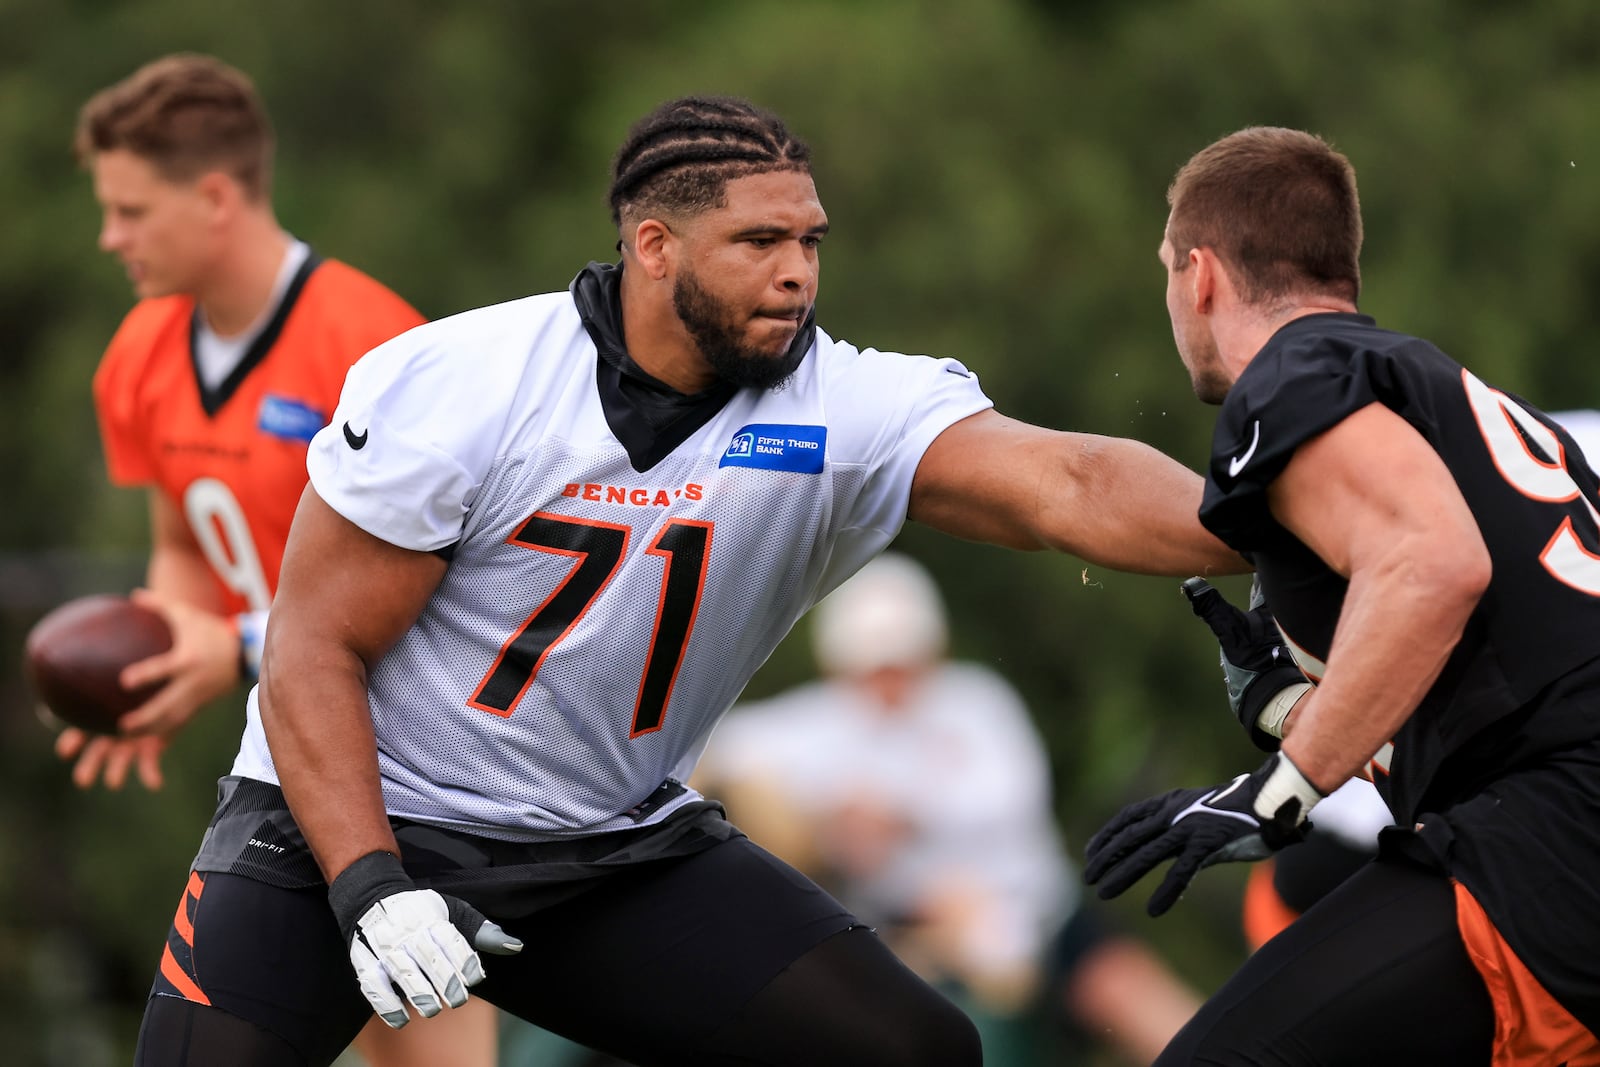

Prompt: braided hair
xmin=608 ymin=96 xmax=811 ymax=229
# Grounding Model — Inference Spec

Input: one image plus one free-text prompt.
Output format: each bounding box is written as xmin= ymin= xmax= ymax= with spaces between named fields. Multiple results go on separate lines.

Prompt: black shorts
xmin=149 ymin=778 xmax=862 ymax=1062
xmin=1411 ymin=736 xmax=1600 ymax=1038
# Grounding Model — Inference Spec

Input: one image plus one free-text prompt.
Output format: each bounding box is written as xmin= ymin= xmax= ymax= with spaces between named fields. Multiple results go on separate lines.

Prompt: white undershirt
xmin=193 ymin=239 xmax=310 ymax=392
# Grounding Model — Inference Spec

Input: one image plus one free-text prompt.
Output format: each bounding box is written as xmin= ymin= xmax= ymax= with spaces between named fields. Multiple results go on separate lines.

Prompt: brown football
xmin=23 ymin=594 xmax=173 ymax=734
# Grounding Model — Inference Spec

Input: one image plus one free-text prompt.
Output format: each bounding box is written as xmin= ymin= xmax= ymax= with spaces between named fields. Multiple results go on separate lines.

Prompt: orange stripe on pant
xmin=172 ymin=871 xmax=205 ymax=946
xmin=1454 ymin=881 xmax=1600 ymax=1066
xmin=160 ymin=871 xmax=210 ymax=1005
xmin=159 ymin=944 xmax=211 ymax=1006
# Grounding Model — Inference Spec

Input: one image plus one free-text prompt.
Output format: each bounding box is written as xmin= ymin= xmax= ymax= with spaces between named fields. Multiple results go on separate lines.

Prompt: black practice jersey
xmin=1199 ymin=313 xmax=1600 ymax=824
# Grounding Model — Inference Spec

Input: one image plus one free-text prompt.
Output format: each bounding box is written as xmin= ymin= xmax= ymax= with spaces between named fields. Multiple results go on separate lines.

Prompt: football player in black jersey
xmin=1086 ymin=126 xmax=1600 ymax=1065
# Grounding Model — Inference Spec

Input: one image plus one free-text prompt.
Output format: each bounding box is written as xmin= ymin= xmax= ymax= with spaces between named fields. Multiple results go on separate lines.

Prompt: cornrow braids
xmin=608 ymin=96 xmax=811 ymax=228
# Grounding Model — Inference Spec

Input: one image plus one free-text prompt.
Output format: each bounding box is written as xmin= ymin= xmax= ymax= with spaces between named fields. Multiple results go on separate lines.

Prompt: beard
xmin=673 ymin=270 xmax=805 ymax=391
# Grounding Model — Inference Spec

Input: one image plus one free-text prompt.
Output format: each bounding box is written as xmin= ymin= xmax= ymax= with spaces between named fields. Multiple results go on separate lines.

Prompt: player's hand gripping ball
xmin=24 ymin=594 xmax=173 ymax=734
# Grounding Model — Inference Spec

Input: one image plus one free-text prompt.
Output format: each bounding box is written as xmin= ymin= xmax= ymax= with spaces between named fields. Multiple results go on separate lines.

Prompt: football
xmin=23 ymin=594 xmax=173 ymax=734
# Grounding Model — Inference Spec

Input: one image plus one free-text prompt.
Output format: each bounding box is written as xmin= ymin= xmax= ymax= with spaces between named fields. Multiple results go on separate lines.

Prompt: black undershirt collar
xmin=568 ymin=261 xmax=816 ymax=472
xmin=189 ymin=251 xmax=324 ymax=417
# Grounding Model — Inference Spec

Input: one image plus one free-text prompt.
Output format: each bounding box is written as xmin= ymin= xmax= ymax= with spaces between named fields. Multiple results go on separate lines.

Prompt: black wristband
xmin=327 ymin=850 xmax=414 ymax=948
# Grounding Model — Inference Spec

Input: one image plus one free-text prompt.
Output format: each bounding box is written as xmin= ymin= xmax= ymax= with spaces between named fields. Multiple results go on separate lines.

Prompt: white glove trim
xmin=1253 ymin=751 xmax=1324 ymax=824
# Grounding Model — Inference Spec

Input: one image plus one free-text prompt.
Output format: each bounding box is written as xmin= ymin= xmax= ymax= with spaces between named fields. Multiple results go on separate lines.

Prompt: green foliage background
xmin=1 ymin=0 xmax=1597 ymax=1060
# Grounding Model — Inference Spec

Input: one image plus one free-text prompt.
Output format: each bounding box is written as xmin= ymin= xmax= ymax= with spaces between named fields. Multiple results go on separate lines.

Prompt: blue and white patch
xmin=257 ymin=395 xmax=327 ymax=444
xmin=719 ymin=424 xmax=827 ymax=473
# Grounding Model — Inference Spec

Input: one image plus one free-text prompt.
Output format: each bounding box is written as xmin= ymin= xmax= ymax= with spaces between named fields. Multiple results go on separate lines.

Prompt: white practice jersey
xmin=233 ymin=289 xmax=991 ymax=839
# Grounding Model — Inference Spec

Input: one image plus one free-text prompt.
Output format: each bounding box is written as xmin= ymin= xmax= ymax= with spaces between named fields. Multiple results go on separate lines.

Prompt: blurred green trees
xmin=2 ymin=0 xmax=1598 ymax=1059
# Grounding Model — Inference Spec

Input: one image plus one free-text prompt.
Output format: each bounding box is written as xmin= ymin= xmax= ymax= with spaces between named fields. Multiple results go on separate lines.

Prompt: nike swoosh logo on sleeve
xmin=343 ymin=421 xmax=369 ymax=450
xmin=1228 ymin=421 xmax=1261 ymax=477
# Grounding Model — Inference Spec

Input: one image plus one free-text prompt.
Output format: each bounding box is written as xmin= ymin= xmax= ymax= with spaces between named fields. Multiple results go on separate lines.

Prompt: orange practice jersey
xmin=93 ymin=255 xmax=424 ymax=614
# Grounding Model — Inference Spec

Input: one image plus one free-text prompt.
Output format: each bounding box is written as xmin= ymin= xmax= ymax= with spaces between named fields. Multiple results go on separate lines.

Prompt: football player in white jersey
xmin=134 ymin=96 xmax=1244 ymax=1066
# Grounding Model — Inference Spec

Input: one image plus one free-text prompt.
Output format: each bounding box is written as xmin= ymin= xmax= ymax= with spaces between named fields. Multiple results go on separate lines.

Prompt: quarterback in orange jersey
xmin=93 ymin=253 xmax=421 ymax=620
xmin=73 ymin=53 xmax=497 ymax=1067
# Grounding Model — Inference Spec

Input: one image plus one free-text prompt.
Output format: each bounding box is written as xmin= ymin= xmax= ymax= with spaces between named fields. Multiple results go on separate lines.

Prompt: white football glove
xmin=329 ymin=851 xmax=523 ymax=1029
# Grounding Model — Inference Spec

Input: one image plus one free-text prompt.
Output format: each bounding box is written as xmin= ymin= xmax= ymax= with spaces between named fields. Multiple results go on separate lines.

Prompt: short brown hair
xmin=1167 ymin=126 xmax=1362 ymax=306
xmin=75 ymin=53 xmax=275 ymax=200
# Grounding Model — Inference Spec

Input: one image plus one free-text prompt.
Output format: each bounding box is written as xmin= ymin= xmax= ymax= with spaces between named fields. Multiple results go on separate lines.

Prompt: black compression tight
xmin=686 ymin=925 xmax=982 ymax=1067
xmin=135 ymin=997 xmax=315 ymax=1066
xmin=135 ymin=927 xmax=981 ymax=1067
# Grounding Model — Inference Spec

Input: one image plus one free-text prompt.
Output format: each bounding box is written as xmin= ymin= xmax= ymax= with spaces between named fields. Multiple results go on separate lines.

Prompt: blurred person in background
xmin=698 ymin=553 xmax=1202 ymax=1066
xmin=71 ymin=51 xmax=496 ymax=1067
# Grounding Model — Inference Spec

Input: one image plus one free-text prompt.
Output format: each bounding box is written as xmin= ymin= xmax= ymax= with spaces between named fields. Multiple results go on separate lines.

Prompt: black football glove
xmin=328 ymin=851 xmax=523 ymax=1029
xmin=1181 ymin=576 xmax=1312 ymax=751
xmin=1084 ymin=751 xmax=1322 ymax=916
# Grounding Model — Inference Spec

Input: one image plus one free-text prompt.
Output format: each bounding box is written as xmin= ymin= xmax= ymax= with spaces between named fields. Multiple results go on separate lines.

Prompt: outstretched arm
xmin=909 ymin=409 xmax=1247 ymax=577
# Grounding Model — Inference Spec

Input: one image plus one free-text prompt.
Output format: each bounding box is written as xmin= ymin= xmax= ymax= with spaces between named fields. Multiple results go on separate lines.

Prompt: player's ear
xmin=631 ymin=218 xmax=675 ymax=281
xmin=193 ymin=170 xmax=239 ymax=223
xmin=1190 ymin=246 xmax=1222 ymax=315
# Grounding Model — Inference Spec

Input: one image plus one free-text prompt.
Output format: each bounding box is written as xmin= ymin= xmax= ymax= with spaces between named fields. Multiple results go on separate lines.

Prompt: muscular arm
xmin=259 ymin=486 xmax=448 ymax=882
xmin=909 ymin=409 xmax=1247 ymax=576
xmin=1271 ymin=403 xmax=1492 ymax=791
